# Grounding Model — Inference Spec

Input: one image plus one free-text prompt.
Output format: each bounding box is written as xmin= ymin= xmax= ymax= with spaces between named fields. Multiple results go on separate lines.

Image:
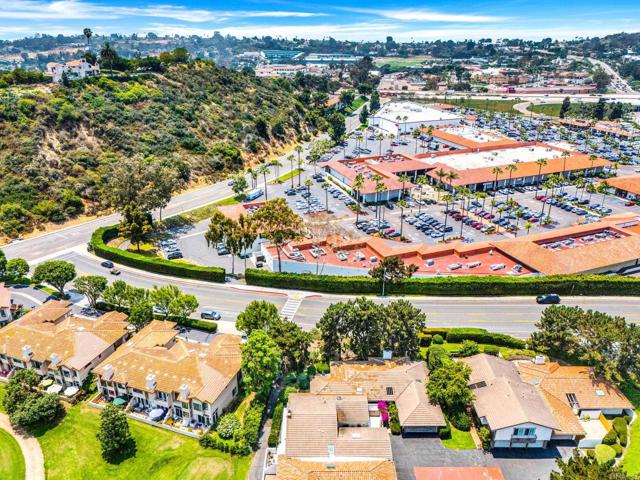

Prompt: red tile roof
xmin=414 ymin=467 xmax=505 ymax=480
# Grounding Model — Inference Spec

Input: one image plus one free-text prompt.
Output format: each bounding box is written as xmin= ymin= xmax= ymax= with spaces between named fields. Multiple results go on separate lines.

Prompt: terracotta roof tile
xmin=274 ymin=457 xmax=397 ymax=480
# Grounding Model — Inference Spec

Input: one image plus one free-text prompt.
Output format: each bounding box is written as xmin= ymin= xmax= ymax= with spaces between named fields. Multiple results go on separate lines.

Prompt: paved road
xmin=586 ymin=57 xmax=636 ymax=94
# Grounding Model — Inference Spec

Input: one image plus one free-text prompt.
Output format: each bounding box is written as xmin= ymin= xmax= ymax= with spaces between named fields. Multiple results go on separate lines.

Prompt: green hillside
xmin=0 ymin=61 xmax=326 ymax=237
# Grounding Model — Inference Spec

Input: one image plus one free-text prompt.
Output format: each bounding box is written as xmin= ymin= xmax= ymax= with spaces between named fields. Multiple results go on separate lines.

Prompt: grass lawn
xmin=441 ymin=425 xmax=476 ymax=450
xmin=167 ymin=195 xmax=242 ymax=225
xmin=35 ymin=403 xmax=251 ymax=480
xmin=272 ymin=168 xmax=304 ymax=184
xmin=621 ymin=382 xmax=640 ymax=475
xmin=0 ymin=428 xmax=25 ymax=480
xmin=344 ymin=97 xmax=366 ymax=115
xmin=373 ymin=56 xmax=430 ymax=71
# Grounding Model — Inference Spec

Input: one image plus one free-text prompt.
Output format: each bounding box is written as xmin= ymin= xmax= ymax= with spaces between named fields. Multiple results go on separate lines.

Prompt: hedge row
xmin=245 ymin=269 xmax=640 ymax=296
xmin=268 ymin=402 xmax=284 ymax=448
xmin=199 ymin=432 xmax=250 ymax=455
xmin=419 ymin=327 xmax=526 ymax=349
xmin=89 ymin=226 xmax=225 ymax=282
xmin=95 ymin=301 xmax=218 ymax=333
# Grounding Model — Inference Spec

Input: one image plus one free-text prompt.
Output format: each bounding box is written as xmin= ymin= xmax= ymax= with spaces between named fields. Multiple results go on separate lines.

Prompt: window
xmin=386 ymin=387 xmax=394 ymax=396
xmin=513 ymin=427 xmax=536 ymax=437
xmin=193 ymin=402 xmax=202 ymax=411
xmin=566 ymin=393 xmax=579 ymax=409
xmin=31 ymin=361 xmax=41 ymax=369
xmin=62 ymin=369 xmax=71 ymax=378
xmin=156 ymin=391 xmax=167 ymax=401
xmin=232 ymin=387 xmax=237 ymax=396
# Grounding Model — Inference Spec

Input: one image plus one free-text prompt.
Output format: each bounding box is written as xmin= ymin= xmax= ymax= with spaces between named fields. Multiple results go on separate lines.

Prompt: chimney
xmin=22 ymin=345 xmax=33 ymax=359
xmin=103 ymin=364 xmax=114 ymax=380
xmin=49 ymin=353 xmax=61 ymax=368
xmin=145 ymin=374 xmax=157 ymax=390
xmin=179 ymin=384 xmax=190 ymax=399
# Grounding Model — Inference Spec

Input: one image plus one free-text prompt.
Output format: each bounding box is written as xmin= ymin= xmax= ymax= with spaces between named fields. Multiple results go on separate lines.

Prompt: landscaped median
xmin=88 ymin=226 xmax=225 ymax=283
xmin=245 ymin=269 xmax=640 ymax=296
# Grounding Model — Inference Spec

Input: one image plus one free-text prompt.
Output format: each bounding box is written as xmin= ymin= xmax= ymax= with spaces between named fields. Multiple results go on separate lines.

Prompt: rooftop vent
xmin=103 ymin=364 xmax=114 ymax=380
xmin=145 ymin=374 xmax=157 ymax=390
xmin=22 ymin=345 xmax=33 ymax=359
xmin=49 ymin=353 xmax=61 ymax=368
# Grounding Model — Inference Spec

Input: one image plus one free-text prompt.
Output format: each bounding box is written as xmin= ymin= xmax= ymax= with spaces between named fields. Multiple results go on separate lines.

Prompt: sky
xmin=0 ymin=0 xmax=639 ymax=41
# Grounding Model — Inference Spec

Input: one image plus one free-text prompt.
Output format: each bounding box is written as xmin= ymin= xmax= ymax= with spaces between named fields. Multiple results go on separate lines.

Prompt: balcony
xmin=510 ymin=436 xmax=538 ymax=444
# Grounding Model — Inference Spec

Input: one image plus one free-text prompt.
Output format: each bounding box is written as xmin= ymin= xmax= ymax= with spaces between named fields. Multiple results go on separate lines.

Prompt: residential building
xmin=369 ymin=101 xmax=463 ymax=136
xmin=460 ymin=354 xmax=559 ymax=448
xmin=0 ymin=300 xmax=129 ymax=386
xmin=45 ymin=58 xmax=100 ymax=83
xmin=310 ymin=358 xmax=445 ymax=434
xmin=0 ymin=283 xmax=12 ymax=326
xmin=93 ymin=320 xmax=242 ymax=427
xmin=604 ymin=175 xmax=640 ymax=200
xmin=517 ymin=360 xmax=634 ymax=447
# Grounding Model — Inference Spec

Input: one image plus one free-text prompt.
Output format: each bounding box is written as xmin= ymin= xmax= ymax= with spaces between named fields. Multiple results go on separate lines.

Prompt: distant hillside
xmin=0 ymin=61 xmax=325 ymax=237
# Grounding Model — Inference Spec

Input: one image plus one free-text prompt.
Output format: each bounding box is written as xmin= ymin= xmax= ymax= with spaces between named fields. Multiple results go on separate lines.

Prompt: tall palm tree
xmin=304 ymin=178 xmax=313 ymax=210
xmin=371 ymin=174 xmax=384 ymax=220
xmin=445 ymin=171 xmax=459 ymax=196
xmin=412 ymin=129 xmax=421 ymax=153
xmin=598 ymin=181 xmax=610 ymax=208
xmin=297 ymin=155 xmax=304 ymax=187
xmin=353 ymin=173 xmax=364 ymax=224
xmin=398 ymin=173 xmax=410 ymax=200
xmin=397 ymin=199 xmax=408 ymax=238
xmin=491 ymin=166 xmax=503 ymax=193
xmin=259 ymin=165 xmax=270 ymax=200
xmin=441 ymin=193 xmax=453 ymax=242
xmin=434 ymin=168 xmax=447 ymax=200
xmin=83 ymin=28 xmax=93 ymax=50
xmin=588 ymin=154 xmax=598 ymax=177
xmin=415 ymin=175 xmax=428 ymax=212
xmin=534 ymin=159 xmax=548 ymax=194
xmin=99 ymin=42 xmax=117 ymax=74
xmin=321 ymin=182 xmax=330 ymax=212
xmin=505 ymin=163 xmax=518 ymax=202
xmin=272 ymin=158 xmax=282 ymax=179
xmin=560 ymin=151 xmax=571 ymax=187
xmin=514 ymin=211 xmax=523 ymax=237
xmin=377 ymin=133 xmax=384 ymax=156
xmin=287 ymin=154 xmax=295 ymax=189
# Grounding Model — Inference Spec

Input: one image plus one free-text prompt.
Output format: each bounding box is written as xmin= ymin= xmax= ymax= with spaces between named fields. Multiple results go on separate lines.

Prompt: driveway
xmin=391 ymin=435 xmax=574 ymax=480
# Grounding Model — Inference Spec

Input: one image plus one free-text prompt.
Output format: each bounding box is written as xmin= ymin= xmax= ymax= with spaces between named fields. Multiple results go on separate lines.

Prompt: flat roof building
xmin=369 ymin=101 xmax=463 ymax=136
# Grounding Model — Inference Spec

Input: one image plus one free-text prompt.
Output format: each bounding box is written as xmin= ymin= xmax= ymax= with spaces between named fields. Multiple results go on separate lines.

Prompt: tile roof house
xmin=0 ymin=300 xmax=130 ymax=387
xmin=460 ymin=354 xmax=559 ymax=448
xmin=272 ymin=456 xmax=397 ymax=480
xmin=414 ymin=466 xmax=505 ymax=480
xmin=45 ymin=58 xmax=100 ymax=83
xmin=310 ymin=358 xmax=445 ymax=434
xmin=93 ymin=320 xmax=242 ymax=427
xmin=0 ymin=283 xmax=12 ymax=326
xmin=517 ymin=360 xmax=634 ymax=447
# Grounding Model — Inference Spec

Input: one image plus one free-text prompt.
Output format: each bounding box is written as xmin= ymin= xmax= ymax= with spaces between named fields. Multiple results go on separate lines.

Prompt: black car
xmin=536 ymin=294 xmax=561 ymax=305
xmin=101 ymin=261 xmax=114 ymax=269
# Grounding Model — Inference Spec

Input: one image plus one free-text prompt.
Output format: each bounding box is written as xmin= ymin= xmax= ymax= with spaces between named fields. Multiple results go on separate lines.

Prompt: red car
xmin=625 ymin=201 xmax=635 ymax=207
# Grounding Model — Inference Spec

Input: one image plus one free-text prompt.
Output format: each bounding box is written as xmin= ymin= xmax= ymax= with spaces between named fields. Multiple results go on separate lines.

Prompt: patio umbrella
xmin=46 ymin=384 xmax=63 ymax=394
xmin=63 ymin=386 xmax=79 ymax=397
xmin=112 ymin=397 xmax=127 ymax=406
xmin=40 ymin=378 xmax=54 ymax=387
xmin=149 ymin=408 xmax=165 ymax=421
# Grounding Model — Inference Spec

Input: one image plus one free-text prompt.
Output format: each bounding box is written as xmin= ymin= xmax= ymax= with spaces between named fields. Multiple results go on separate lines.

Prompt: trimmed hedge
xmin=445 ymin=328 xmax=526 ymax=349
xmin=268 ymin=402 xmax=284 ymax=448
xmin=245 ymin=269 xmax=640 ymax=296
xmin=89 ymin=226 xmax=225 ymax=282
xmin=199 ymin=432 xmax=250 ymax=455
xmin=95 ymin=301 xmax=218 ymax=333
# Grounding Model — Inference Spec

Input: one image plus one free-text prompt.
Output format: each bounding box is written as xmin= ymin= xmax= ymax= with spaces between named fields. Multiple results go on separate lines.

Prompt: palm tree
xmin=524 ymin=221 xmax=533 ymax=235
xmin=397 ymin=199 xmax=408 ymax=238
xmin=377 ymin=133 xmax=384 ymax=156
xmin=534 ymin=159 xmax=548 ymax=194
xmin=259 ymin=165 xmax=271 ymax=199
xmin=491 ymin=166 xmax=503 ymax=193
xmin=585 ymin=182 xmax=597 ymax=205
xmin=371 ymin=174 xmax=384 ymax=221
xmin=287 ymin=154 xmax=295 ymax=189
xmin=441 ymin=193 xmax=453 ymax=242
xmin=560 ymin=151 xmax=571 ymax=187
xmin=353 ymin=173 xmax=364 ymax=224
xmin=434 ymin=168 xmax=447 ymax=200
xmin=514 ymin=211 xmax=523 ymax=237
xmin=505 ymin=163 xmax=518 ymax=201
xmin=321 ymin=182 xmax=330 ymax=212
xmin=476 ymin=191 xmax=488 ymax=211
xmin=398 ymin=173 xmax=410 ymax=200
xmin=588 ymin=154 xmax=598 ymax=177
xmin=403 ymin=115 xmax=409 ymax=135
xmin=304 ymin=178 xmax=313 ymax=210
xmin=272 ymin=158 xmax=282 ymax=179
xmin=598 ymin=181 xmax=610 ymax=208
xmin=83 ymin=28 xmax=93 ymax=50
xmin=99 ymin=42 xmax=117 ymax=74
xmin=445 ymin=171 xmax=459 ymax=196
xmin=297 ymin=155 xmax=304 ymax=187
xmin=415 ymin=175 xmax=428 ymax=212
xmin=412 ymin=129 xmax=421 ymax=153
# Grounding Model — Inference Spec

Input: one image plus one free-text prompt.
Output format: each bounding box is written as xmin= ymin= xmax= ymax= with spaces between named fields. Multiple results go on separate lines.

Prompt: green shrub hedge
xmin=89 ymin=226 xmax=225 ymax=282
xmin=199 ymin=432 xmax=250 ymax=455
xmin=95 ymin=301 xmax=218 ymax=332
xmin=245 ymin=269 xmax=640 ymax=296
xmin=446 ymin=328 xmax=526 ymax=349
xmin=268 ymin=402 xmax=284 ymax=448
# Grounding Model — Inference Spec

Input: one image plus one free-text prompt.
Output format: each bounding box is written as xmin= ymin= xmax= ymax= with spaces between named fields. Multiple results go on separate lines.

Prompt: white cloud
xmin=342 ymin=7 xmax=508 ymax=23
xmin=0 ymin=1 xmax=326 ymax=22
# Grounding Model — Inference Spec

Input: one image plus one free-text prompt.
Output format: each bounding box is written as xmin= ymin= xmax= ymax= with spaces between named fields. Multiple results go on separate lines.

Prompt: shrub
xmin=297 ymin=372 xmax=310 ymax=391
xmin=282 ymin=386 xmax=299 ymax=402
xmin=268 ymin=402 xmax=284 ymax=448
xmin=459 ymin=340 xmax=480 ymax=357
xmin=445 ymin=328 xmax=526 ymax=349
xmin=419 ymin=333 xmax=432 ymax=347
xmin=602 ymin=429 xmax=618 ymax=446
xmin=423 ymin=328 xmax=451 ymax=337
xmin=625 ymin=415 xmax=633 ymax=424
xmin=432 ymin=334 xmax=444 ymax=345
xmin=439 ymin=418 xmax=452 ymax=440
xmin=427 ymin=345 xmax=450 ymax=371
xmin=314 ymin=362 xmax=330 ymax=374
xmin=483 ymin=345 xmax=500 ymax=356
xmin=448 ymin=410 xmax=471 ymax=431
xmin=595 ymin=444 xmax=616 ymax=467
xmin=90 ymin=226 xmax=225 ymax=282
xmin=477 ymin=426 xmax=492 ymax=450
xmin=388 ymin=403 xmax=401 ymax=435
xmin=216 ymin=413 xmax=241 ymax=440
xmin=245 ymin=269 xmax=640 ymax=296
xmin=199 ymin=432 xmax=250 ymax=455
xmin=242 ymin=402 xmax=265 ymax=449
xmin=612 ymin=443 xmax=623 ymax=457
xmin=613 ymin=417 xmax=628 ymax=435
xmin=501 ymin=349 xmax=540 ymax=361
xmin=586 ymin=449 xmax=596 ymax=458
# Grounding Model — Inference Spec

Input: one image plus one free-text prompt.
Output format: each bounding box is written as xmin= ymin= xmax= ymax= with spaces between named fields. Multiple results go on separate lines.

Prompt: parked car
xmin=536 ymin=294 xmax=561 ymax=305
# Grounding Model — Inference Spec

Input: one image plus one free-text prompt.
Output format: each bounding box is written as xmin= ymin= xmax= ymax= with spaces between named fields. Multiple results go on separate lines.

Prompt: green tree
xmin=102 ymin=280 xmax=129 ymax=309
xmin=241 ymin=330 xmax=281 ymax=398
xmin=251 ymin=199 xmax=303 ymax=272
xmin=369 ymin=256 xmax=418 ymax=295
xmin=359 ymin=105 xmax=369 ymax=124
xmin=327 ymin=111 xmax=346 ymax=143
xmin=118 ymin=205 xmax=152 ymax=252
xmin=128 ymin=301 xmax=153 ymax=330
xmin=96 ymin=404 xmax=135 ymax=461
xmin=149 ymin=285 xmax=181 ymax=318
xmin=99 ymin=42 xmax=119 ymax=73
xmin=0 ymin=248 xmax=6 ymax=278
xmin=550 ymin=450 xmax=634 ymax=480
xmin=2 ymin=369 xmax=39 ymax=415
xmin=370 ymin=91 xmax=380 ymax=111
xmin=32 ymin=260 xmax=76 ymax=297
xmin=74 ymin=275 xmax=108 ymax=308
xmin=4 ymin=257 xmax=29 ymax=281
xmin=592 ymin=68 xmax=611 ymax=93
xmin=427 ymin=360 xmax=473 ymax=413
xmin=168 ymin=293 xmax=199 ymax=320
xmin=559 ymin=97 xmax=571 ymax=118
xmin=236 ymin=300 xmax=280 ymax=335
xmin=10 ymin=393 xmax=62 ymax=430
xmin=216 ymin=413 xmax=241 ymax=439
xmin=83 ymin=28 xmax=93 ymax=49
xmin=384 ymin=300 xmax=427 ymax=359
xmin=232 ymin=174 xmax=248 ymax=197
xmin=270 ymin=318 xmax=311 ymax=372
